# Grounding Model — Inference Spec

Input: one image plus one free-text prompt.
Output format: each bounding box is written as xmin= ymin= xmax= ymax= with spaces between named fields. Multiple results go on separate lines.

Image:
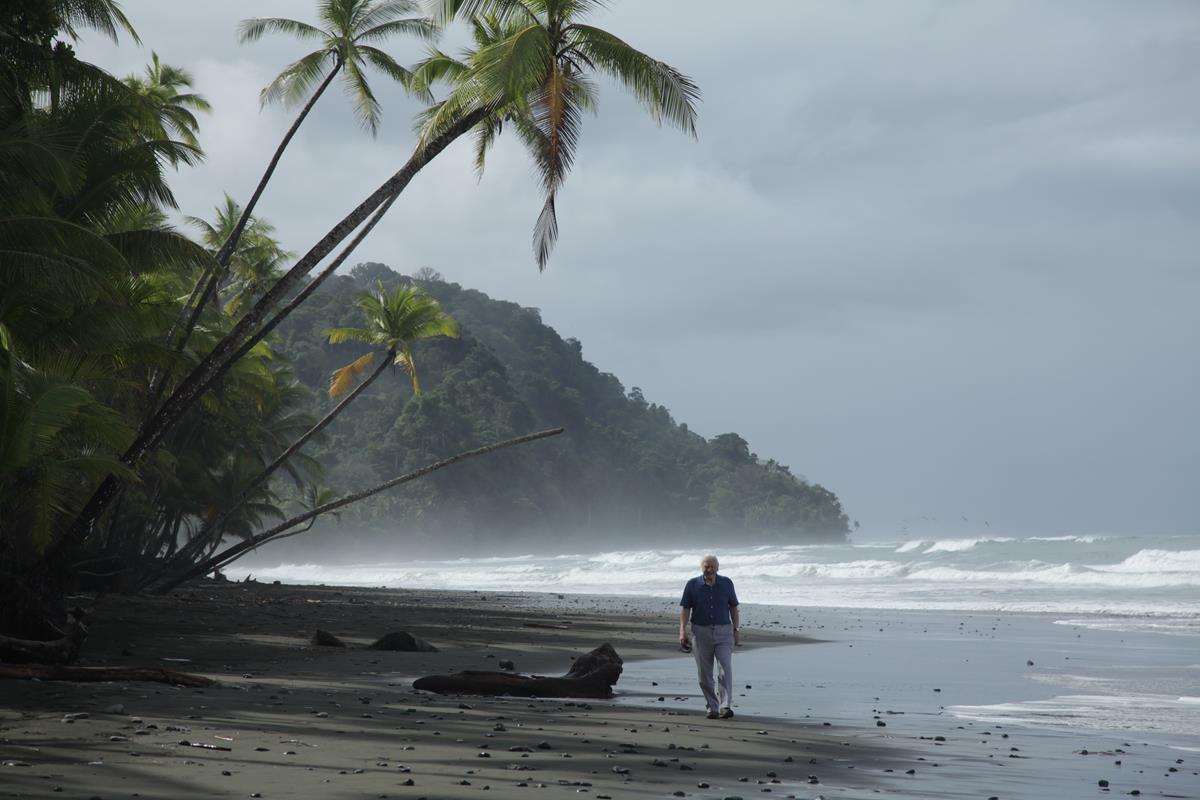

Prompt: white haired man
xmin=678 ymin=553 xmax=740 ymax=719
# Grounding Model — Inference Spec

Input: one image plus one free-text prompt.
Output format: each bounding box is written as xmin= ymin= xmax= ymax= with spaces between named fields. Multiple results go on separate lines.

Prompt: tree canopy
xmin=272 ymin=262 xmax=851 ymax=555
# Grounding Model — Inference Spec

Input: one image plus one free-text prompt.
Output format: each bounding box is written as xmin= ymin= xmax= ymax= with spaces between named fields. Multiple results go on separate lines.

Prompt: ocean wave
xmin=908 ymin=562 xmax=1200 ymax=588
xmin=923 ymin=536 xmax=1021 ymax=553
xmin=948 ymin=693 xmax=1200 ymax=736
xmin=1100 ymin=549 xmax=1200 ymax=574
xmin=230 ymin=534 xmax=1200 ymax=620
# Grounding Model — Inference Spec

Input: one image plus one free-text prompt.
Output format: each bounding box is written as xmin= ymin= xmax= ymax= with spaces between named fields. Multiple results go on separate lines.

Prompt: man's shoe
xmin=719 ymin=707 xmax=734 ymax=719
xmin=706 ymin=710 xmax=720 ymax=719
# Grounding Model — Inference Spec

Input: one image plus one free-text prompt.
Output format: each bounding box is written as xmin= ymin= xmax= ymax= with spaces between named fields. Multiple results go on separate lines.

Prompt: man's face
xmin=701 ymin=558 xmax=718 ymax=580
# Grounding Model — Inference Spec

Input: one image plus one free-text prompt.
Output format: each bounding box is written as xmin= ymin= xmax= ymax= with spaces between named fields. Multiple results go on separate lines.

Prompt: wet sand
xmin=0 ymin=582 xmax=901 ymax=799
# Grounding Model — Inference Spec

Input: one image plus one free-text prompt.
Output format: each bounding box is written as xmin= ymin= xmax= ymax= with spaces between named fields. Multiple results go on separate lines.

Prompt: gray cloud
xmin=79 ymin=0 xmax=1200 ymax=538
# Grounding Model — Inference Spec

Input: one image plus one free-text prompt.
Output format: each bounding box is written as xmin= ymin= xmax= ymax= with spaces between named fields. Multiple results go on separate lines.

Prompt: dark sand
xmin=0 ymin=582 xmax=903 ymax=799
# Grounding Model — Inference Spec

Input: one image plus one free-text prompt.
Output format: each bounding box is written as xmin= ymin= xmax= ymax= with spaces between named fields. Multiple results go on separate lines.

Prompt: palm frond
xmin=328 ymin=351 xmax=377 ymax=398
xmin=565 ymin=24 xmax=700 ymax=135
xmin=323 ymin=326 xmax=374 ymax=345
xmin=357 ymin=16 xmax=438 ymax=45
xmin=260 ymin=50 xmax=336 ymax=108
xmin=341 ymin=53 xmax=383 ymax=133
xmin=432 ymin=0 xmax=537 ymax=27
xmin=237 ymin=16 xmax=326 ymax=44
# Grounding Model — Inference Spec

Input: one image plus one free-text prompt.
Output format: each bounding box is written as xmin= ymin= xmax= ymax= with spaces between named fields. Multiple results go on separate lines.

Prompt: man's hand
xmin=679 ymin=630 xmax=689 ymax=649
xmin=734 ymin=627 xmax=742 ymax=646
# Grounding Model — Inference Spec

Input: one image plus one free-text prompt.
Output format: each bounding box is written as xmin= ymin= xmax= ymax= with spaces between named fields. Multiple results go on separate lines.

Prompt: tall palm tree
xmin=57 ymin=0 xmax=698 ymax=567
xmin=148 ymin=284 xmax=458 ymax=589
xmin=325 ymin=281 xmax=459 ymax=396
xmin=168 ymin=1 xmax=436 ymax=390
xmin=189 ymin=0 xmax=435 ymax=304
xmin=123 ymin=52 xmax=210 ymax=153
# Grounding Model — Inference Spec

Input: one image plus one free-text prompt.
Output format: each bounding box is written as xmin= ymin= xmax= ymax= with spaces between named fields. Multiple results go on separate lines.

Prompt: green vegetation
xmin=272 ymin=263 xmax=851 ymax=553
xmin=0 ymin=0 xmax=844 ymax=664
xmin=0 ymin=0 xmax=704 ymax=661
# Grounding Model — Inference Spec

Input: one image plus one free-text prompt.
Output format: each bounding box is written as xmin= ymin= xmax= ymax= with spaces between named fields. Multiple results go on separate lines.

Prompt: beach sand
xmin=1 ymin=581 xmax=901 ymax=799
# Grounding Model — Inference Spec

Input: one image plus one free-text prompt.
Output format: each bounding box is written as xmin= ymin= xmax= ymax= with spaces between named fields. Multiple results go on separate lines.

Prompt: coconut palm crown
xmin=324 ymin=283 xmax=459 ymax=397
xmin=123 ymin=52 xmax=211 ymax=151
xmin=238 ymin=0 xmax=438 ymax=134
xmin=414 ymin=0 xmax=701 ymax=269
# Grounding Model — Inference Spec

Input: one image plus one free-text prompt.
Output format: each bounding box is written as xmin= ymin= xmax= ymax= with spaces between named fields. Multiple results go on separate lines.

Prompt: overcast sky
xmin=79 ymin=1 xmax=1199 ymax=540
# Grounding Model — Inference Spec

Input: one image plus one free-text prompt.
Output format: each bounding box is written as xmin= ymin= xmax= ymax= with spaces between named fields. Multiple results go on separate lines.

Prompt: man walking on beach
xmin=679 ymin=553 xmax=740 ymax=719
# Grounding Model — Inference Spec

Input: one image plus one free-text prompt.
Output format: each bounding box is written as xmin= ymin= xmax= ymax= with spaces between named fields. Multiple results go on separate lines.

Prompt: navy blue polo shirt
xmin=680 ymin=574 xmax=739 ymax=626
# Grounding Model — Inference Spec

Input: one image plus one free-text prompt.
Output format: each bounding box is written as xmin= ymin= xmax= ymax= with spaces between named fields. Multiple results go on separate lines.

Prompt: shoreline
xmin=1 ymin=580 xmax=902 ymax=800
xmin=3 ymin=581 xmax=1194 ymax=799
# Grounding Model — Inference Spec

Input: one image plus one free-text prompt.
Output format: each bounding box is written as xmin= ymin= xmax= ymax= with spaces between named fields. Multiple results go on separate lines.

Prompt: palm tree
xmin=168 ymin=0 xmax=436 ymax=385
xmin=184 ymin=196 xmax=293 ymax=317
xmin=417 ymin=0 xmax=700 ymax=268
xmin=325 ymin=281 xmax=459 ymax=396
xmin=148 ymin=284 xmax=458 ymax=589
xmin=189 ymin=0 xmax=435 ymax=305
xmin=57 ymin=0 xmax=698 ymax=569
xmin=123 ymin=52 xmax=210 ymax=153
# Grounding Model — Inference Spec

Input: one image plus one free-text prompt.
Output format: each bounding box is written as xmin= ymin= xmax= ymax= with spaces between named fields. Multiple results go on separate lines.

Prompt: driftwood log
xmin=0 ymin=609 xmax=88 ymax=665
xmin=0 ymin=664 xmax=216 ymax=687
xmin=413 ymin=643 xmax=623 ymax=699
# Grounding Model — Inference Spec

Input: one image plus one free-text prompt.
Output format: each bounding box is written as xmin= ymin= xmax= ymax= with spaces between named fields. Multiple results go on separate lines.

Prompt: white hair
xmin=700 ymin=553 xmax=719 ymax=567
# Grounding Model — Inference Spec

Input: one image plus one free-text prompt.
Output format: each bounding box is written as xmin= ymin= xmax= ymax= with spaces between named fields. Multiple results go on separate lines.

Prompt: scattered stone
xmin=369 ymin=632 xmax=437 ymax=652
xmin=311 ymin=630 xmax=346 ymax=647
xmin=62 ymin=712 xmax=89 ymax=723
xmin=498 ymin=659 xmax=515 ymax=670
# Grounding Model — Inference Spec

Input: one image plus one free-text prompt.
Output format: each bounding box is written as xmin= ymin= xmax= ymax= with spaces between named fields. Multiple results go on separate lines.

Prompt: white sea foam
xmin=949 ymin=693 xmax=1200 ymax=737
xmin=1102 ymin=549 xmax=1200 ymax=573
xmin=916 ymin=534 xmax=1012 ymax=554
xmin=230 ymin=533 xmax=1200 ymax=628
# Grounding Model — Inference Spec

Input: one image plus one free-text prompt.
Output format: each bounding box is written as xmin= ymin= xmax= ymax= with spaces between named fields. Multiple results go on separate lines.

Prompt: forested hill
xmin=273 ymin=262 xmax=850 ymax=553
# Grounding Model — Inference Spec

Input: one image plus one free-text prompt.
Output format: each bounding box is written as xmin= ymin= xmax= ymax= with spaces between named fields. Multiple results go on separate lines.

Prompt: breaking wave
xmin=231 ymin=532 xmax=1200 ymax=630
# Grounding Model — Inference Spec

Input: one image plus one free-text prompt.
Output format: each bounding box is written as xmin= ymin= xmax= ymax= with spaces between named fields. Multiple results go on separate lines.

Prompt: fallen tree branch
xmin=153 ymin=427 xmax=565 ymax=593
xmin=413 ymin=643 xmax=622 ymax=699
xmin=0 ymin=610 xmax=87 ymax=665
xmin=0 ymin=664 xmax=216 ymax=687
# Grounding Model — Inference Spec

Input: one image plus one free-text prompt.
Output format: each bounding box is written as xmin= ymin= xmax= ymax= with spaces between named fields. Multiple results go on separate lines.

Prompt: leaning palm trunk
xmin=51 ymin=105 xmax=491 ymax=562
xmin=146 ymin=348 xmax=394 ymax=589
xmin=142 ymin=64 xmax=344 ymax=421
xmin=176 ymin=62 xmax=343 ymax=347
xmin=141 ymin=193 xmax=403 ymax=584
xmin=154 ymin=427 xmax=565 ymax=593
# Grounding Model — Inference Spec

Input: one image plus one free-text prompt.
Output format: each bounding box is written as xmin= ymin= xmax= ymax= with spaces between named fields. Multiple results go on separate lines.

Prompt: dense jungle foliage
xmin=273 ymin=262 xmax=851 ymax=553
xmin=0 ymin=0 xmax=840 ymax=662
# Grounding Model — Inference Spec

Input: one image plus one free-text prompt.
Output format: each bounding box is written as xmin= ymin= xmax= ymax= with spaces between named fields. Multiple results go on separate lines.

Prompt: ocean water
xmin=232 ymin=532 xmax=1200 ymax=629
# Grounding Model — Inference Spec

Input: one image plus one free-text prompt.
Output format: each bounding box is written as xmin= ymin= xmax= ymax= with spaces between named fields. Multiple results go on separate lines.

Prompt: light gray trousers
xmin=690 ymin=623 xmax=734 ymax=712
